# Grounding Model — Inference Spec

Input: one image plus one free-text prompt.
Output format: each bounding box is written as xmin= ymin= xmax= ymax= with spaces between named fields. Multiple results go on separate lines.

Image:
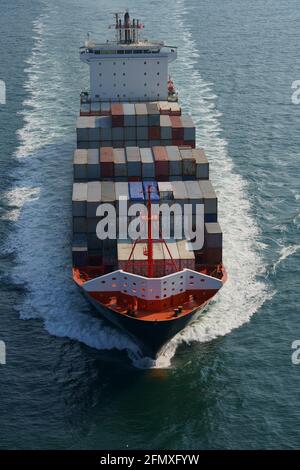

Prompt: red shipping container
xmin=172 ymin=139 xmax=185 ymax=146
xmin=111 ymin=103 xmax=124 ymax=127
xmin=153 ymin=146 xmax=169 ymax=180
xmin=127 ymin=176 xmax=141 ymax=182
xmin=149 ymin=126 xmax=161 ymax=139
xmin=170 ymin=109 xmax=181 ymax=116
xmin=170 ymin=116 xmax=184 ymax=140
xmin=100 ymin=147 xmax=114 ymax=178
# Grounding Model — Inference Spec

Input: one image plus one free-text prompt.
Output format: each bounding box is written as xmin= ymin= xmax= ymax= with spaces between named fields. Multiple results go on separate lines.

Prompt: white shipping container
xmin=192 ymin=149 xmax=209 ymax=180
xmin=135 ymin=103 xmax=148 ymax=126
xmin=76 ymin=117 xmax=90 ymax=142
xmin=180 ymin=148 xmax=196 ymax=177
xmin=101 ymin=181 xmax=116 ymax=203
xmin=115 ymin=182 xmax=129 ymax=204
xmin=160 ymin=115 xmax=172 ymax=140
xmin=88 ymin=116 xmax=100 ymax=141
xmin=198 ymin=181 xmax=217 ymax=214
xmin=158 ymin=182 xmax=174 ymax=200
xmin=72 ymin=183 xmax=87 ymax=217
xmin=171 ymin=181 xmax=188 ymax=206
xmin=166 ymin=146 xmax=182 ymax=176
xmin=140 ymin=148 xmax=155 ymax=178
xmin=123 ymin=103 xmax=136 ymax=127
xmin=87 ymin=182 xmax=102 ymax=218
xmin=74 ymin=149 xmax=88 ymax=180
xmin=185 ymin=181 xmax=204 ymax=214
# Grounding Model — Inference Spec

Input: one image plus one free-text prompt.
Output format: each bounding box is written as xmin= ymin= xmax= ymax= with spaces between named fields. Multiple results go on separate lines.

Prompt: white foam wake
xmin=5 ymin=1 xmax=271 ymax=370
xmin=5 ymin=9 xmax=140 ymax=363
xmin=272 ymin=244 xmax=300 ymax=273
xmin=150 ymin=0 xmax=272 ymax=368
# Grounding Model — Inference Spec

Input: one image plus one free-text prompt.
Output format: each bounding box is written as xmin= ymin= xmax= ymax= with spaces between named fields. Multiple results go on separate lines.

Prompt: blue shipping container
xmin=129 ymin=182 xmax=144 ymax=201
xmin=143 ymin=182 xmax=160 ymax=201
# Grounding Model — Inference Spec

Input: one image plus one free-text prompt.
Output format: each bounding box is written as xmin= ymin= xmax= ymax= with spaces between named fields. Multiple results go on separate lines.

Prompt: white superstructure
xmin=80 ymin=12 xmax=177 ymax=102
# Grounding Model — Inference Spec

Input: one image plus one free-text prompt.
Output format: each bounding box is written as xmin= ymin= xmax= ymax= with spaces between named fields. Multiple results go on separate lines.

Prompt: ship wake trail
xmin=150 ymin=0 xmax=273 ymax=367
xmin=3 ymin=1 xmax=272 ymax=370
xmin=3 ymin=7 xmax=141 ymax=362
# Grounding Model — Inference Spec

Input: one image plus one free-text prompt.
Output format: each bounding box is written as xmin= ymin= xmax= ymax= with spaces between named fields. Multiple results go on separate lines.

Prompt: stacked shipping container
xmin=76 ymin=101 xmax=196 ymax=149
xmin=73 ymin=146 xmax=209 ymax=182
xmin=72 ymin=101 xmax=222 ymax=273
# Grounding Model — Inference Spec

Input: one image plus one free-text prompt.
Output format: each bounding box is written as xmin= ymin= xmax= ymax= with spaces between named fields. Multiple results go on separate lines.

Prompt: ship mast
xmin=113 ymin=10 xmax=142 ymax=44
xmin=146 ymin=185 xmax=154 ymax=278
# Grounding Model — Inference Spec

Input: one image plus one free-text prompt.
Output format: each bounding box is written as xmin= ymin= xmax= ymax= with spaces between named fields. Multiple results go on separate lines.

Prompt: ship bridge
xmin=80 ymin=11 xmax=177 ymax=102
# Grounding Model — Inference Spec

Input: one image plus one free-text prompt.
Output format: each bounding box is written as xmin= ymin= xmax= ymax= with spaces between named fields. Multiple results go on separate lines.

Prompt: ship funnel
xmin=124 ymin=11 xmax=130 ymax=43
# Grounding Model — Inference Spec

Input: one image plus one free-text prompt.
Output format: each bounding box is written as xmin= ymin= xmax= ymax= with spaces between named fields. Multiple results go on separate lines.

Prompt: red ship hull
xmin=74 ymin=268 xmax=226 ymax=358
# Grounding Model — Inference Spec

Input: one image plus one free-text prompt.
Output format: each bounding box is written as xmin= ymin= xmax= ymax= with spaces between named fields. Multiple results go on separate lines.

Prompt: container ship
xmin=72 ymin=12 xmax=227 ymax=359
